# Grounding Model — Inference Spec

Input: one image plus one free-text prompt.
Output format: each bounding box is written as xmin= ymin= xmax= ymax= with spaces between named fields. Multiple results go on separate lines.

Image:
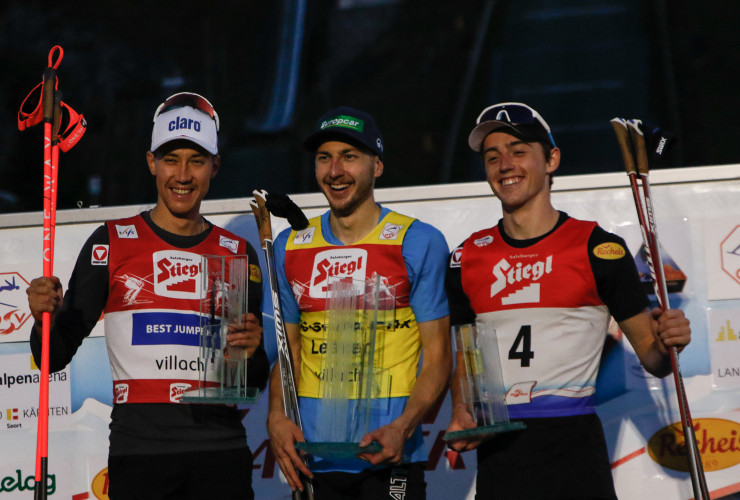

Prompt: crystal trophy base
xmin=181 ymin=386 xmax=259 ymax=404
xmin=295 ymin=441 xmax=382 ymax=459
xmin=443 ymin=421 xmax=526 ymax=441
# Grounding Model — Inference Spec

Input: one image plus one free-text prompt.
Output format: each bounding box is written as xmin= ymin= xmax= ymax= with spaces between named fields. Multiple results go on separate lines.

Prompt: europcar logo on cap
xmin=648 ymin=418 xmax=740 ymax=471
xmin=321 ymin=115 xmax=364 ymax=132
xmin=593 ymin=242 xmax=626 ymax=260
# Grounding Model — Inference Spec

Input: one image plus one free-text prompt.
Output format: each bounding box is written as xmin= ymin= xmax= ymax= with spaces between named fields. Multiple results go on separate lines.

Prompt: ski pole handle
xmin=610 ymin=118 xmax=638 ymax=175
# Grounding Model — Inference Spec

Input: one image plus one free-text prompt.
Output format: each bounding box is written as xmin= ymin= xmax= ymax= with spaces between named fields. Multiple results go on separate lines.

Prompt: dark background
xmin=2 ymin=0 xmax=738 ymax=213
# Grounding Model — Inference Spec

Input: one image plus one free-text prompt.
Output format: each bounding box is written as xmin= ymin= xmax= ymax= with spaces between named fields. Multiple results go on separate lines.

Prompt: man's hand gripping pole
xmin=250 ymin=190 xmax=313 ymax=499
xmin=611 ymin=118 xmax=710 ymax=500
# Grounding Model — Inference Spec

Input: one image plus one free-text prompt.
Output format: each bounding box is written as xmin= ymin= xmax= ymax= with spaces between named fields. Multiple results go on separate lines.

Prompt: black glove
xmin=265 ymin=192 xmax=309 ymax=230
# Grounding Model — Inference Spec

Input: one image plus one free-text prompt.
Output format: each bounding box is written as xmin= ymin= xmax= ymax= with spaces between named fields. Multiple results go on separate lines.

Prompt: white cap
xmin=151 ymin=106 xmax=218 ymax=155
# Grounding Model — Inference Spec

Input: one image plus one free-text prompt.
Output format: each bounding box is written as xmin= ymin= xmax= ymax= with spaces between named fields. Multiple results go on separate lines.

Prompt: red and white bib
xmin=103 ymin=215 xmax=245 ymax=404
xmin=460 ymin=219 xmax=610 ymax=418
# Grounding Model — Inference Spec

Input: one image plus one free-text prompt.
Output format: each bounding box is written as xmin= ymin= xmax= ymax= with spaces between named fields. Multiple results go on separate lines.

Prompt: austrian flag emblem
xmin=91 ymin=244 xmax=109 ymax=265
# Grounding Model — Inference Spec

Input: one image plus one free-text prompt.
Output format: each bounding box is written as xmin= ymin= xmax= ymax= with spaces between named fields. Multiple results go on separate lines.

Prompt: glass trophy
xmin=295 ymin=274 xmax=394 ymax=458
xmin=443 ymin=323 xmax=525 ymax=441
xmin=180 ymin=254 xmax=259 ymax=404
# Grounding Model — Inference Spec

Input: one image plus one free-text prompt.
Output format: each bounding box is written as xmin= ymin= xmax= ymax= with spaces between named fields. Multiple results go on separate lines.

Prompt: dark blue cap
xmin=303 ymin=106 xmax=384 ymax=159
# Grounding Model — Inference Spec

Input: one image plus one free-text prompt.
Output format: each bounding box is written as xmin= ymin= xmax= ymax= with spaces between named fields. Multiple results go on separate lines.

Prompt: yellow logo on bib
xmin=593 ymin=242 xmax=625 ymax=260
xmin=249 ymin=264 xmax=262 ymax=283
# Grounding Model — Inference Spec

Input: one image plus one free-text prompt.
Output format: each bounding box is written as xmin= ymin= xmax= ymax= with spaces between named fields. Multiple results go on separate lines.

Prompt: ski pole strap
xmin=47 ymin=45 xmax=63 ymax=70
xmin=57 ymin=102 xmax=87 ymax=152
xmin=18 ymin=80 xmax=55 ymax=130
xmin=17 ymin=47 xmax=86 ymax=151
xmin=18 ymin=87 xmax=87 ymax=151
xmin=18 ymin=46 xmax=63 ymax=131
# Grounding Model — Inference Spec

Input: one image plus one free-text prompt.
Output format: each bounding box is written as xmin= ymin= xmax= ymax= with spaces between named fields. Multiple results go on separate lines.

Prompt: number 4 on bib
xmin=508 ymin=325 xmax=534 ymax=367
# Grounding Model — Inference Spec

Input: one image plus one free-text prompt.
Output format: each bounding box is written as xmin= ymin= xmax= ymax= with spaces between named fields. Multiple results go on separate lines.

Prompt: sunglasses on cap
xmin=476 ymin=102 xmax=555 ymax=147
xmin=153 ymin=92 xmax=220 ymax=131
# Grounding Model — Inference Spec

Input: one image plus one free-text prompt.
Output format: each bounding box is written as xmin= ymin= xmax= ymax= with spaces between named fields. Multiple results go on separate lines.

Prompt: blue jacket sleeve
xmin=402 ymin=220 xmax=450 ymax=323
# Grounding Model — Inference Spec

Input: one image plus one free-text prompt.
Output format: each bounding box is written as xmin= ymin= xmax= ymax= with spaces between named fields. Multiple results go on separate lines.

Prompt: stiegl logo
xmin=114 ymin=383 xmax=129 ymax=403
xmin=490 ymin=255 xmax=553 ymax=301
xmin=170 ymin=382 xmax=192 ymax=402
xmin=309 ymin=248 xmax=368 ymax=298
xmin=153 ymin=250 xmax=202 ymax=299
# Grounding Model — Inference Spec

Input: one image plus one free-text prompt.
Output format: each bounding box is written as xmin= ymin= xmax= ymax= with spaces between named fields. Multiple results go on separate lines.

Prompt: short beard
xmin=328 ymin=199 xmax=357 ymax=218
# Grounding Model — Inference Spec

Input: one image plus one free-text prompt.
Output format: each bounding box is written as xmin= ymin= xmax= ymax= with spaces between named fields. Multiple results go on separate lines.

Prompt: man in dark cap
xmin=266 ymin=106 xmax=451 ymax=499
xmin=444 ymin=102 xmax=692 ymax=499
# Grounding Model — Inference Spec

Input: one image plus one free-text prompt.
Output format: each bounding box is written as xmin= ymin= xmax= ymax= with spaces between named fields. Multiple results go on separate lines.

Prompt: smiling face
xmin=314 ymin=140 xmax=383 ymax=218
xmin=482 ymin=131 xmax=560 ymax=213
xmin=146 ymin=141 xmax=220 ymax=230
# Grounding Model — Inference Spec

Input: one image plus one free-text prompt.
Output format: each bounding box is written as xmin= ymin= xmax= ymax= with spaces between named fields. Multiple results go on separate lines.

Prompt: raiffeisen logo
xmin=153 ymin=250 xmax=202 ymax=299
xmin=309 ymin=248 xmax=367 ymax=298
xmin=0 ymin=469 xmax=56 ymax=495
xmin=648 ymin=418 xmax=740 ymax=471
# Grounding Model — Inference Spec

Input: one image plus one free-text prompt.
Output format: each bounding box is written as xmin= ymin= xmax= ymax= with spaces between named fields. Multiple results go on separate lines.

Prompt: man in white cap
xmin=444 ymin=102 xmax=692 ymax=498
xmin=26 ymin=93 xmax=269 ymax=499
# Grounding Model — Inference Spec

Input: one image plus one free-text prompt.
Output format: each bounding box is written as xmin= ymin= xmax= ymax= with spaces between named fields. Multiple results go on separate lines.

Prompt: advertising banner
xmin=1 ymin=165 xmax=739 ymax=499
xmin=0 ymin=353 xmax=71 ymax=432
